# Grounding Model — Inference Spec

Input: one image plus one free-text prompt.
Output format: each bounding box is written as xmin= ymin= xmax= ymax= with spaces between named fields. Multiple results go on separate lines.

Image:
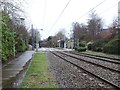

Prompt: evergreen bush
xmin=77 ymin=47 xmax=86 ymax=52
xmin=91 ymin=40 xmax=106 ymax=52
xmin=79 ymin=43 xmax=85 ymax=47
xmin=2 ymin=12 xmax=28 ymax=62
xmin=87 ymin=43 xmax=92 ymax=50
xmin=75 ymin=42 xmax=86 ymax=52
xmin=103 ymin=39 xmax=120 ymax=54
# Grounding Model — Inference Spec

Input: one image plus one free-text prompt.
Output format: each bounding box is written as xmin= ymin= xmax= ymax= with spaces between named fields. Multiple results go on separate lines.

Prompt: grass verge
xmin=20 ymin=52 xmax=57 ymax=88
xmin=81 ymin=51 xmax=120 ymax=59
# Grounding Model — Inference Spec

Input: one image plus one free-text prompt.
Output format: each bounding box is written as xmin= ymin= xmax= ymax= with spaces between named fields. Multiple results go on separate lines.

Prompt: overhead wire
xmin=65 ymin=0 xmax=107 ymax=30
xmin=41 ymin=0 xmax=116 ymax=35
xmin=50 ymin=0 xmax=72 ymax=31
xmin=42 ymin=0 xmax=46 ymax=30
xmin=77 ymin=0 xmax=106 ymax=20
xmin=98 ymin=3 xmax=117 ymax=15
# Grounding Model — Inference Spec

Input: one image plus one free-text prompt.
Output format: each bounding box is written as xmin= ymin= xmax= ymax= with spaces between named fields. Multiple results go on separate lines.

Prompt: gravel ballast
xmin=63 ymin=51 xmax=119 ymax=71
xmin=46 ymin=52 xmax=116 ymax=89
xmin=55 ymin=52 xmax=120 ymax=87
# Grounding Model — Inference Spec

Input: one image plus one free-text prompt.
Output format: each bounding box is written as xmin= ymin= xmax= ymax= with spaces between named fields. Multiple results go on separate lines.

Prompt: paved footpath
xmin=2 ymin=51 xmax=34 ymax=88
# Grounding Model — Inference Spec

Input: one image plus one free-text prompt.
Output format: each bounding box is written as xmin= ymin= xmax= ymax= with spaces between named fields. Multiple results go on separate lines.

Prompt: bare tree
xmin=72 ymin=22 xmax=88 ymax=47
xmin=72 ymin=22 xmax=80 ymax=41
xmin=87 ymin=11 xmax=103 ymax=41
xmin=111 ymin=17 xmax=118 ymax=28
xmin=51 ymin=36 xmax=58 ymax=47
xmin=0 ymin=0 xmax=26 ymax=24
xmin=55 ymin=29 xmax=66 ymax=40
xmin=107 ymin=17 xmax=119 ymax=39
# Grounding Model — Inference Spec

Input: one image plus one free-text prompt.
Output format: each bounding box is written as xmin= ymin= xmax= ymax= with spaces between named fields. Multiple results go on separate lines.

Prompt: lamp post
xmin=73 ymin=32 xmax=75 ymax=49
xmin=31 ymin=25 xmax=34 ymax=50
xmin=36 ymin=31 xmax=38 ymax=52
xmin=39 ymin=29 xmax=43 ymax=48
xmin=19 ymin=17 xmax=25 ymax=26
xmin=67 ymin=33 xmax=70 ymax=49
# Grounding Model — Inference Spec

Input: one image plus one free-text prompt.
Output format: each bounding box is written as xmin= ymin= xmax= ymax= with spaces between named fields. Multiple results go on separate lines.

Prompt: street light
xmin=20 ymin=17 xmax=25 ymax=21
xmin=19 ymin=17 xmax=25 ymax=26
xmin=35 ymin=31 xmax=39 ymax=52
xmin=31 ymin=25 xmax=34 ymax=50
xmin=39 ymin=29 xmax=43 ymax=48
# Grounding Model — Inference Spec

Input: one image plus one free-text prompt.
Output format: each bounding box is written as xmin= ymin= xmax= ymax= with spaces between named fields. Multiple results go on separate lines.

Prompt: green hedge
xmin=87 ymin=43 xmax=92 ymax=50
xmin=90 ymin=40 xmax=106 ymax=52
xmin=2 ymin=14 xmax=15 ymax=62
xmin=75 ymin=42 xmax=86 ymax=52
xmin=79 ymin=43 xmax=85 ymax=47
xmin=15 ymin=34 xmax=27 ymax=52
xmin=2 ymin=12 xmax=28 ymax=62
xmin=77 ymin=47 xmax=86 ymax=52
xmin=103 ymin=39 xmax=120 ymax=54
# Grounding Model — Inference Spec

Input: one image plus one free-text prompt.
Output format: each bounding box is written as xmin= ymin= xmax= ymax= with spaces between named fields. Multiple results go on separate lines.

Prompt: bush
xmin=2 ymin=11 xmax=29 ymax=63
xmin=103 ymin=39 xmax=120 ymax=55
xmin=2 ymin=14 xmax=15 ymax=62
xmin=87 ymin=41 xmax=93 ymax=50
xmin=95 ymin=47 xmax=103 ymax=52
xmin=87 ymin=43 xmax=92 ymax=50
xmin=79 ymin=43 xmax=85 ymax=47
xmin=77 ymin=47 xmax=86 ymax=52
xmin=74 ymin=46 xmax=77 ymax=50
xmin=16 ymin=39 xmax=27 ymax=52
xmin=91 ymin=40 xmax=106 ymax=52
xmin=75 ymin=41 xmax=87 ymax=52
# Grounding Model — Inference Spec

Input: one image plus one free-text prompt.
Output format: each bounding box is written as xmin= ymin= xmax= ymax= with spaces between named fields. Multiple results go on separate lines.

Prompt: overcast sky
xmin=23 ymin=0 xmax=119 ymax=40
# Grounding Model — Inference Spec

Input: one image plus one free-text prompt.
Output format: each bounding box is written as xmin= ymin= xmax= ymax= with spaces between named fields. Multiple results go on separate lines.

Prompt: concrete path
xmin=2 ymin=51 xmax=34 ymax=88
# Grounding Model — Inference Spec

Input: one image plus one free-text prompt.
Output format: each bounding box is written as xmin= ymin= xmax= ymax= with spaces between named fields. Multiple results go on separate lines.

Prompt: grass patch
xmin=20 ymin=52 xmax=57 ymax=88
xmin=81 ymin=51 xmax=120 ymax=59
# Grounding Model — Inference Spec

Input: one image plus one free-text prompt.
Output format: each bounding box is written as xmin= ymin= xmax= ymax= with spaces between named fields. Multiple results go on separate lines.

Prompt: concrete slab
xmin=3 ymin=70 xmax=20 ymax=79
xmin=2 ymin=51 xmax=34 ymax=88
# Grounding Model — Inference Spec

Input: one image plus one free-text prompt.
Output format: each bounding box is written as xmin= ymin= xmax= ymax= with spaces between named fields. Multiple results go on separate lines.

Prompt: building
xmin=66 ymin=39 xmax=74 ymax=49
xmin=100 ymin=28 xmax=118 ymax=40
xmin=57 ymin=39 xmax=65 ymax=48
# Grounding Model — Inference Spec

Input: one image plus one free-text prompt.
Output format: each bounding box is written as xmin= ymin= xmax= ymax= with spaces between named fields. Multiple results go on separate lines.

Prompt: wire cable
xmin=98 ymin=3 xmax=117 ymax=15
xmin=42 ymin=0 xmax=46 ymax=30
xmin=50 ymin=0 xmax=72 ymax=30
xmin=65 ymin=0 xmax=107 ymax=29
xmin=77 ymin=0 xmax=106 ymax=20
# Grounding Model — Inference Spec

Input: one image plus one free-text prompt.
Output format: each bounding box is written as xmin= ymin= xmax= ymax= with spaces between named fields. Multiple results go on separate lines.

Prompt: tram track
xmin=60 ymin=51 xmax=120 ymax=73
xmin=66 ymin=51 xmax=120 ymax=63
xmin=50 ymin=51 xmax=120 ymax=89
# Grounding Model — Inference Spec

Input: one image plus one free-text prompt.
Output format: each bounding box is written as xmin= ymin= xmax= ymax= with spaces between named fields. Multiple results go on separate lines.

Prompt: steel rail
xmin=65 ymin=51 xmax=120 ymax=64
xmin=50 ymin=51 xmax=120 ymax=89
xmin=58 ymin=51 xmax=120 ymax=73
xmin=74 ymin=51 xmax=120 ymax=61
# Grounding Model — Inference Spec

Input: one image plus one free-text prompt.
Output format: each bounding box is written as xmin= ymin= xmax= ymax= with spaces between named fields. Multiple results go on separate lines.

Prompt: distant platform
xmin=38 ymin=47 xmax=74 ymax=52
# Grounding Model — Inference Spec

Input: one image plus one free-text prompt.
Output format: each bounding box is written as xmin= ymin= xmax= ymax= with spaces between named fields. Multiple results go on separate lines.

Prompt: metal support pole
xmin=36 ymin=31 xmax=38 ymax=52
xmin=32 ymin=25 xmax=34 ymax=50
xmin=73 ymin=33 xmax=75 ymax=49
